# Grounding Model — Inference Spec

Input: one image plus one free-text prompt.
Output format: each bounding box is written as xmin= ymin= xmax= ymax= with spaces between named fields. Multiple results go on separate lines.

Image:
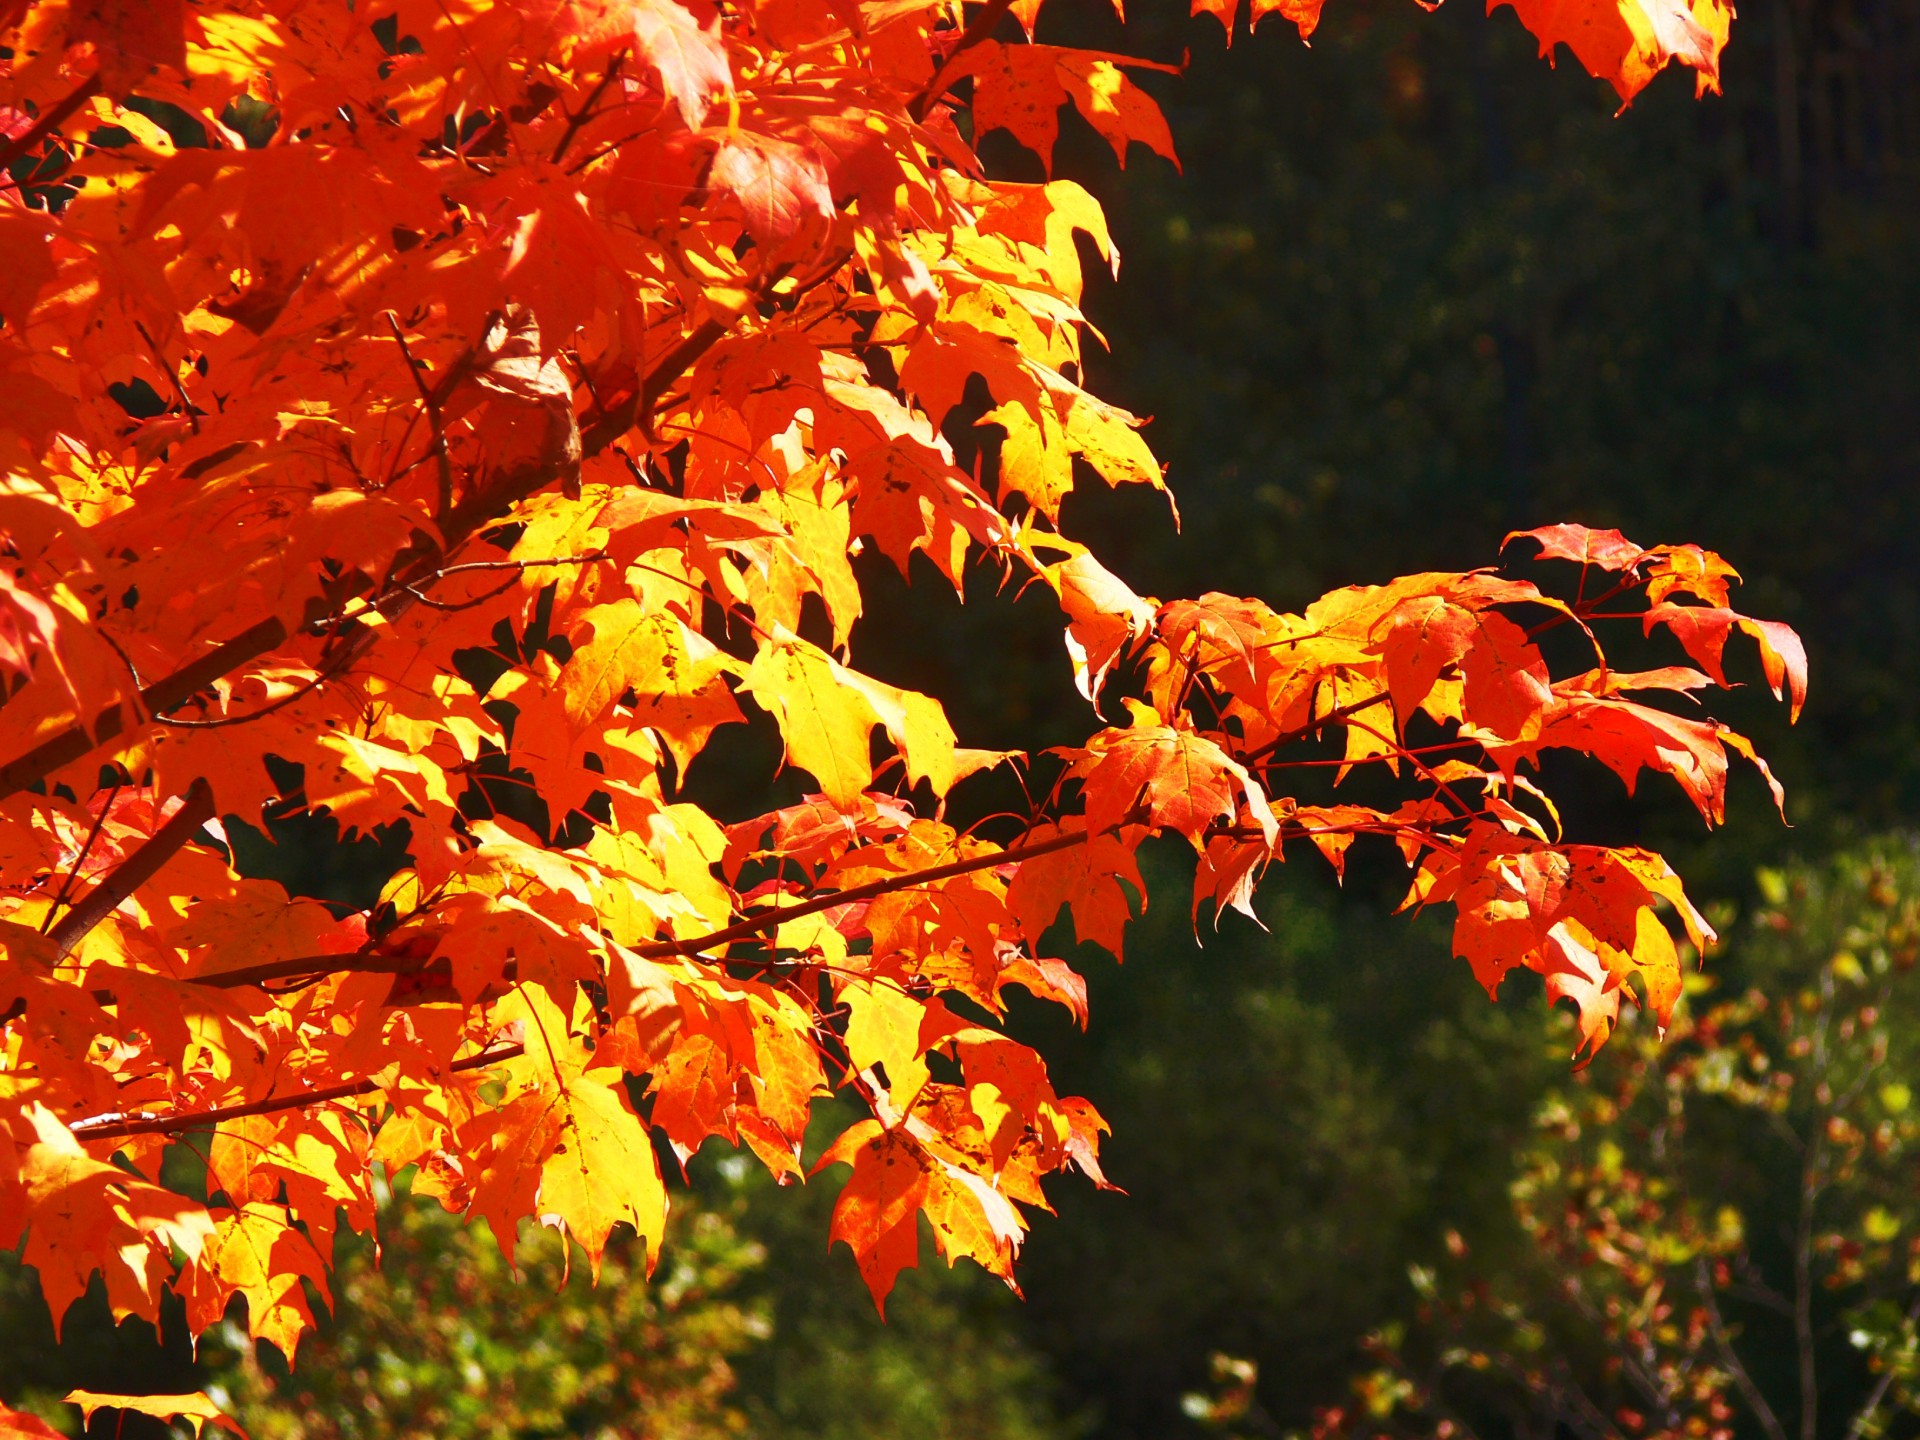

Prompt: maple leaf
xmin=707 ymin=132 xmax=835 ymax=252
xmin=63 ymin=1392 xmax=247 ymax=1440
xmin=1410 ymin=827 xmax=1713 ymax=1058
xmin=1190 ymin=0 xmax=1331 ymax=43
xmin=1376 ymin=593 xmax=1551 ymax=740
xmin=179 ymin=1202 xmax=333 ymax=1363
xmin=1493 ymin=688 xmax=1780 ymax=826
xmin=10 ymin=1101 xmax=214 ymax=1331
xmin=533 ymin=1064 xmax=668 ymax=1278
xmin=60 ymin=0 xmax=188 ymax=94
xmin=817 ymin=1120 xmax=927 ymax=1316
xmin=0 ymin=212 xmax=57 ymax=346
xmin=1070 ymin=704 xmax=1278 ymax=851
xmin=563 ymin=602 xmax=745 ymax=771
xmin=1007 ymin=822 xmax=1145 ymax=962
xmin=739 ymin=627 xmax=968 ymax=808
xmin=1044 ymin=544 xmax=1158 ymax=704
xmin=1505 ymin=522 xmax=1649 ymax=571
xmin=1493 ymin=0 xmax=1732 ymax=105
xmin=962 ymin=43 xmax=1179 ymax=173
xmin=1643 ymin=601 xmax=1808 ymax=722
xmin=532 ymin=0 xmax=733 ymax=126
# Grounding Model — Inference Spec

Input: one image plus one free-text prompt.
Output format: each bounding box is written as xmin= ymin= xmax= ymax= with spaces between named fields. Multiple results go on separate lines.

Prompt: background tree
xmin=1207 ymin=839 xmax=1920 ymax=1440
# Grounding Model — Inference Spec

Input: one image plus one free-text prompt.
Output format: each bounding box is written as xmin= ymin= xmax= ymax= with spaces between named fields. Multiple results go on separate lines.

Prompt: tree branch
xmin=0 ymin=579 xmax=359 ymax=802
xmin=631 ymin=806 xmax=1404 ymax=961
xmin=1797 ymin=967 xmax=1837 ymax=1440
xmin=1794 ymin=1137 xmax=1824 ymax=1440
xmin=578 ymin=316 xmax=733 ymax=456
xmin=76 ymin=818 xmax=1126 ymax=1001
xmin=0 ymin=73 xmax=103 ymax=174
xmin=1696 ymin=1257 xmax=1792 ymax=1440
xmin=0 ymin=270 xmax=772 ymax=800
xmin=1241 ymin=691 xmax=1392 ymax=764
xmin=66 ymin=1041 xmax=525 ymax=1142
xmin=48 ymin=779 xmax=214 ymax=961
xmin=385 ymin=312 xmax=456 ymax=518
xmin=0 ymin=812 xmax=1414 ymax=1031
xmin=39 ymin=782 xmax=122 ymax=934
xmin=632 ymin=811 xmax=1133 ymax=959
xmin=548 ymin=51 xmax=626 ymax=165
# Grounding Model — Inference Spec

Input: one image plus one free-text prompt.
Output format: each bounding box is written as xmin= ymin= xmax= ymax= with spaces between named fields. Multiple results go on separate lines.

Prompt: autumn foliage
xmin=0 ymin=0 xmax=1788 ymax=1421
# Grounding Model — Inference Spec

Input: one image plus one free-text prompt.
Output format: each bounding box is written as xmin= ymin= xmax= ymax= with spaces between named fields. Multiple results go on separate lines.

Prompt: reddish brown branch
xmin=548 ymin=51 xmax=626 ymax=165
xmin=1242 ymin=691 xmax=1393 ymax=765
xmin=60 ymin=815 xmax=1138 ymax=1005
xmin=48 ymin=779 xmax=214 ymax=961
xmin=579 ymin=317 xmax=732 ymax=456
xmin=67 ymin=1042 xmax=525 ymax=1141
xmin=0 ymin=580 xmax=359 ymax=802
xmin=0 ymin=73 xmax=103 ymax=174
xmin=4 ymin=798 xmax=1456 ymax=1033
xmin=186 ymin=951 xmax=423 ymax=990
xmin=385 ymin=312 xmax=456 ymax=518
xmin=632 ymin=814 xmax=1115 ymax=958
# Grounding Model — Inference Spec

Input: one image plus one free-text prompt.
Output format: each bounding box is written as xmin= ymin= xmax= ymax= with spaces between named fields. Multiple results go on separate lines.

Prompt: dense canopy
xmin=0 ymin=0 xmax=1790 ymax=1425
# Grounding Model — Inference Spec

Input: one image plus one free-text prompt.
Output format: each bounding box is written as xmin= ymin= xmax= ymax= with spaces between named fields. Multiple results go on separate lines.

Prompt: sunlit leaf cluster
xmin=0 ymin=0 xmax=1779 ymax=1423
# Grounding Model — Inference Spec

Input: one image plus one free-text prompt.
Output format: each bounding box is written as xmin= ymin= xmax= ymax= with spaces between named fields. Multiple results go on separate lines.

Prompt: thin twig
xmin=385 ymin=312 xmax=455 ymax=518
xmin=151 ymin=670 xmax=334 ymax=728
xmin=1242 ymin=691 xmax=1392 ymax=764
xmin=549 ymin=51 xmax=626 ymax=164
xmin=39 ymin=783 xmax=123 ymax=934
xmin=1844 ymin=1290 xmax=1920 ymax=1440
xmin=1696 ymin=1257 xmax=1792 ymax=1440
xmin=67 ymin=1041 xmax=525 ymax=1141
xmin=1794 ymin=1156 xmax=1821 ymax=1440
xmin=1799 ymin=963 xmax=1840 ymax=1440
xmin=133 ymin=320 xmax=199 ymax=435
xmin=427 ymin=552 xmax=610 ymax=577
xmin=1343 ymin=712 xmax=1479 ymax=819
xmin=633 ymin=807 xmax=1152 ymax=959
